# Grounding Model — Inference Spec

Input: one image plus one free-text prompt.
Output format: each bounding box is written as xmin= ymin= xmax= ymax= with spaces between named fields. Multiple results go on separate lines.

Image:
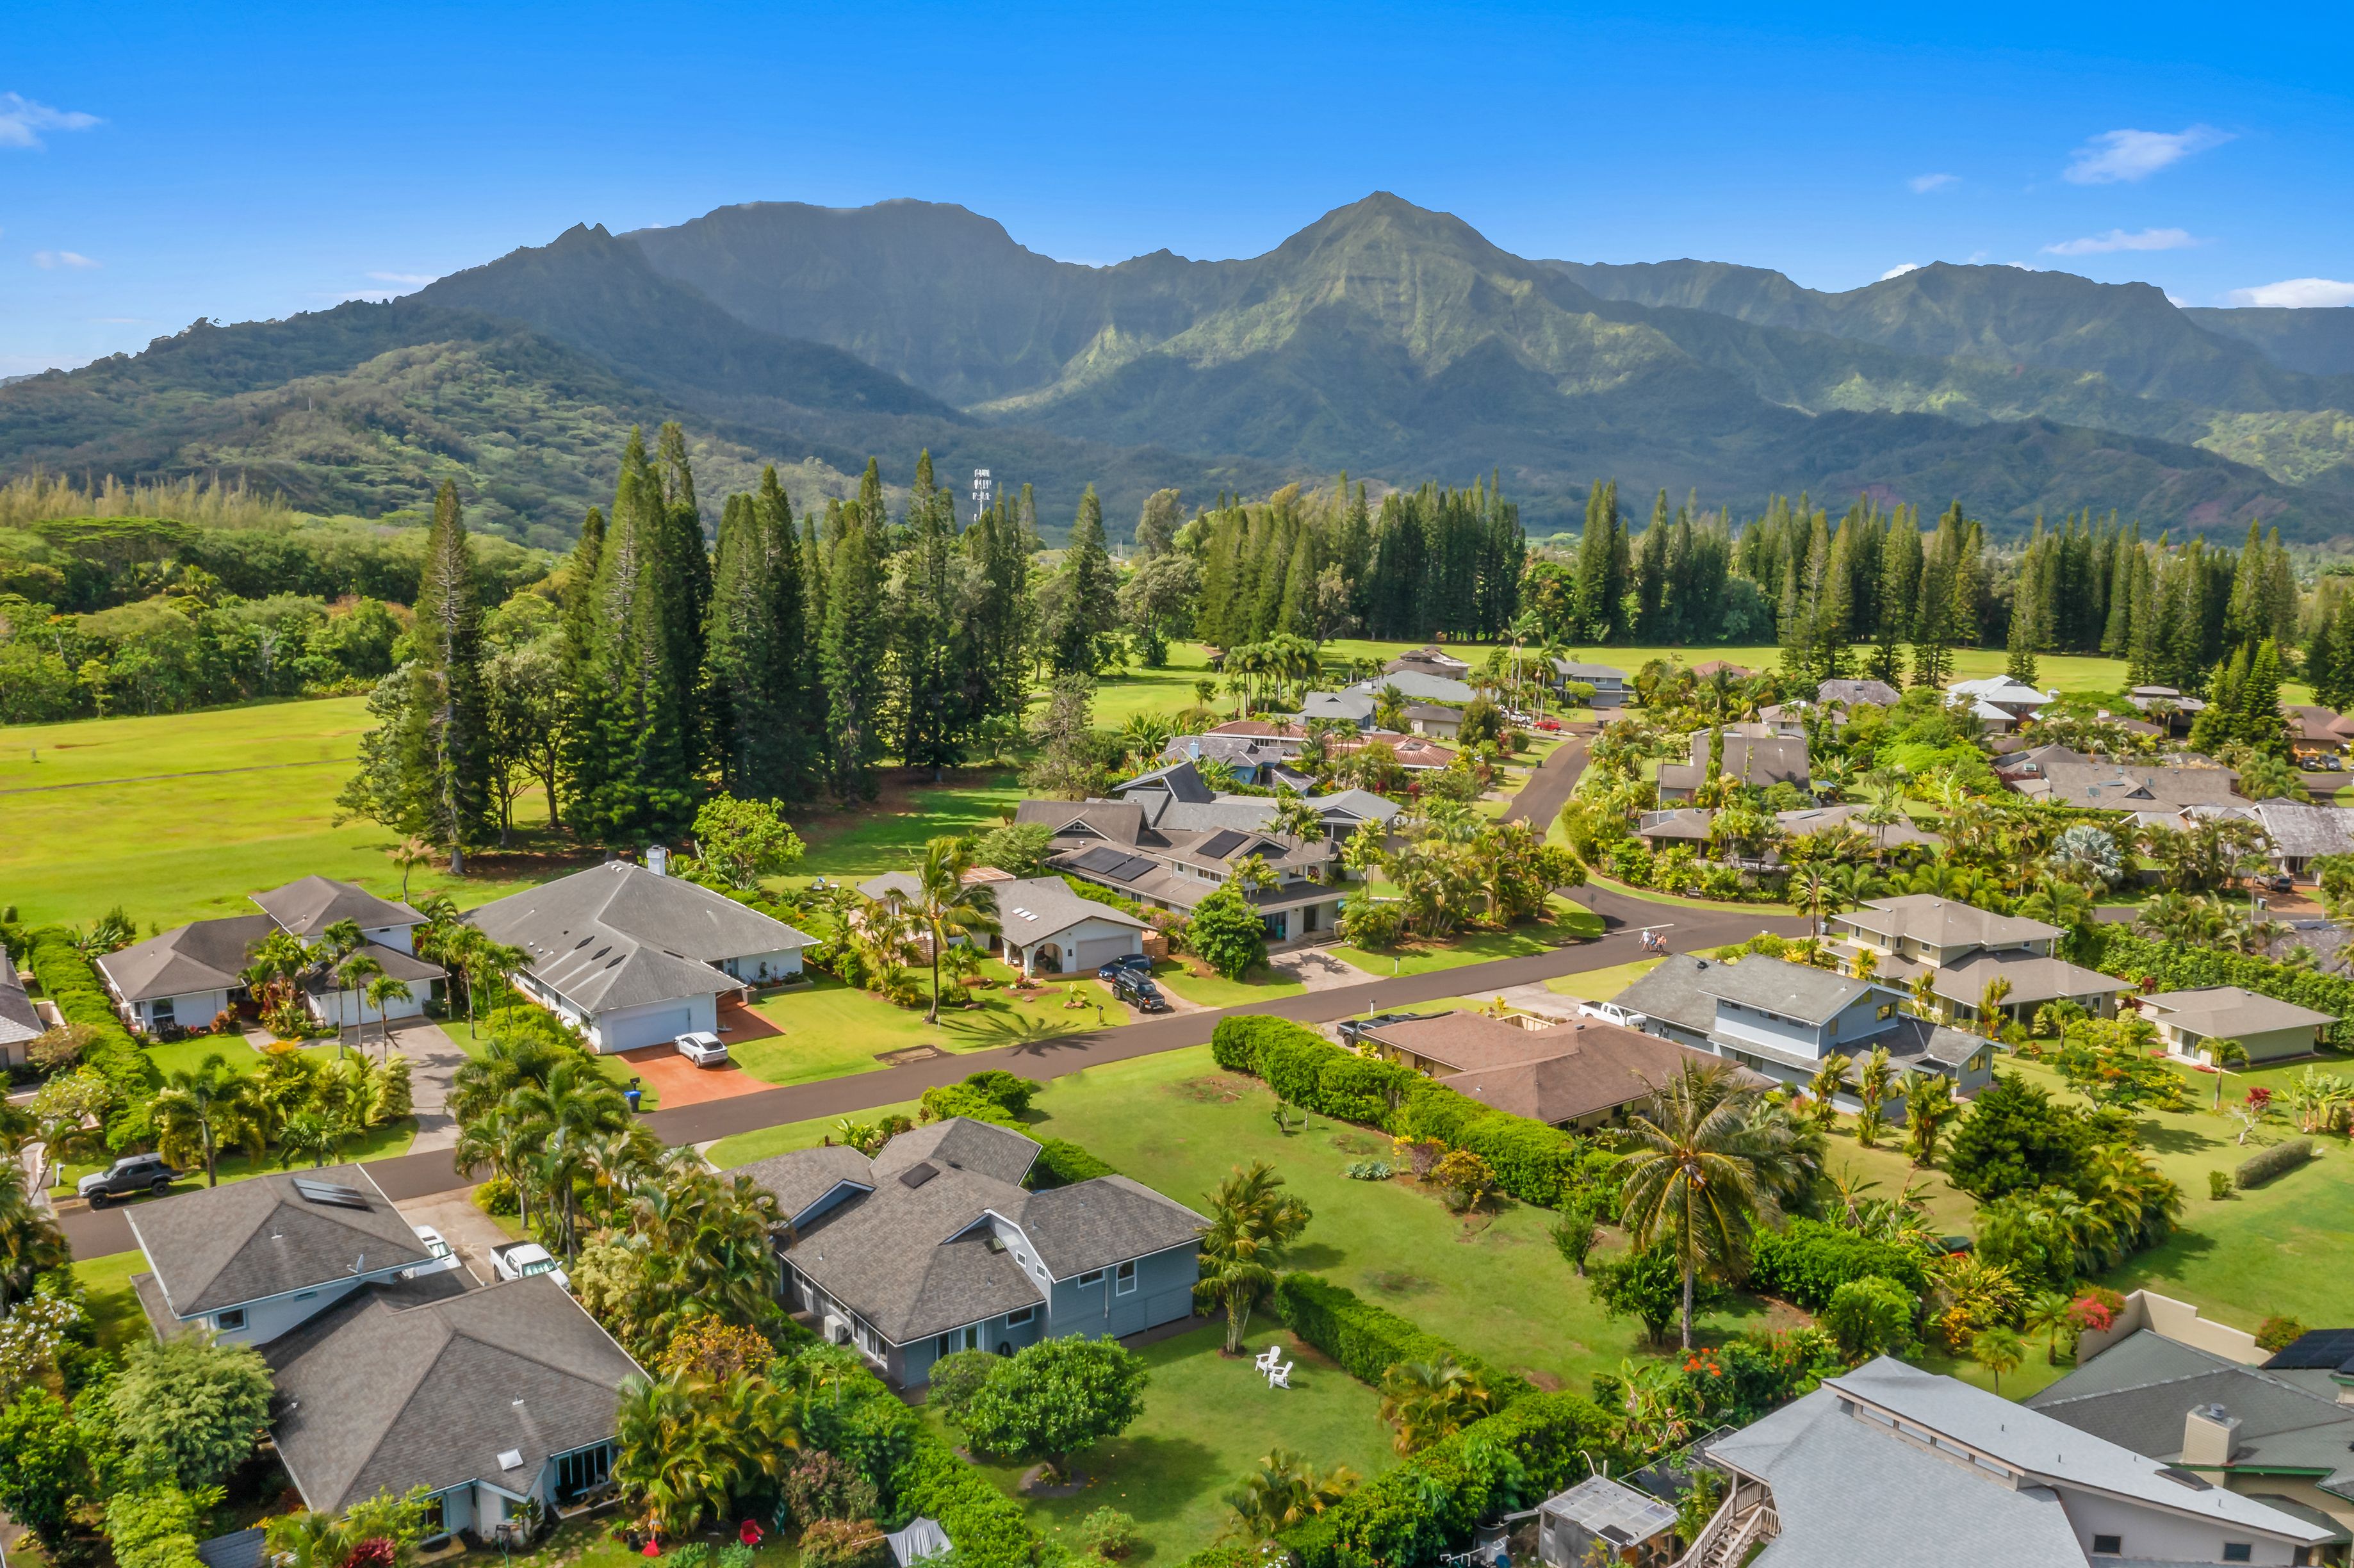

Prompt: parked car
xmin=1576 ymin=1000 xmax=1650 ymax=1029
xmin=76 ymin=1154 xmax=178 ymax=1207
xmin=2317 ymin=755 xmax=2344 ymax=772
xmin=489 ymin=1240 xmax=570 ymax=1291
xmin=2260 ymin=872 xmax=2294 ymax=893
xmin=1095 ymin=953 xmax=1155 ymax=981
xmin=1336 ymin=1011 xmax=1438 ymax=1047
xmin=1111 ymin=972 xmax=1170 ymax=1013
xmin=673 ymin=1030 xmax=729 ymax=1067
xmin=404 ymin=1225 xmax=462 ymax=1277
xmin=1535 ymin=718 xmax=1563 ymax=732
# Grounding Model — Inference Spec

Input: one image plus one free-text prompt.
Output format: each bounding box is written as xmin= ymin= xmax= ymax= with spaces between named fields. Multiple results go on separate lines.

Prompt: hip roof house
xmin=739 ymin=1118 xmax=1205 ymax=1389
xmin=2138 ymin=986 xmax=2337 ymax=1065
xmin=1827 ymin=894 xmax=2129 ymax=1025
xmin=1016 ymin=793 xmax=1347 ymax=946
xmin=1357 ymin=1009 xmax=1744 ymax=1130
xmin=464 ymin=860 xmax=813 ymax=1053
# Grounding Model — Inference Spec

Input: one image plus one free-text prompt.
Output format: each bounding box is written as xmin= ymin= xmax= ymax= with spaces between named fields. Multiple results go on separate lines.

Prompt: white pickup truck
xmin=489 ymin=1240 xmax=571 ymax=1291
xmin=1576 ymin=1000 xmax=1649 ymax=1029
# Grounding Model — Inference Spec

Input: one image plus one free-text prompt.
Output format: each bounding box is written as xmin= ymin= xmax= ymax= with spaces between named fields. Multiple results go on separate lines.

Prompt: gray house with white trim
xmin=739 ymin=1118 xmax=1205 ymax=1388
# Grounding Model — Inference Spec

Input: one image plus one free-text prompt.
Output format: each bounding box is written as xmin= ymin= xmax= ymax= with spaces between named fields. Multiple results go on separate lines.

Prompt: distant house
xmin=1699 ymin=1357 xmax=2330 ymax=1567
xmin=1688 ymin=660 xmax=1751 ymax=680
xmin=1827 ymin=894 xmax=2129 ymax=1025
xmin=465 ymin=860 xmax=814 ymax=1052
xmin=1775 ymin=802 xmax=1943 ymax=854
xmin=2029 ymin=1324 xmax=2354 ymax=1549
xmin=1655 ymin=731 xmax=1810 ymax=803
xmin=1298 ymin=689 xmax=1379 ymax=729
xmin=1993 ymin=743 xmax=2095 ymax=785
xmin=1114 ymin=760 xmax=1402 ymax=842
xmin=1384 ymin=646 xmax=1473 ymax=680
xmin=1634 ymin=808 xmax=1716 ymax=849
xmin=1152 ymin=732 xmax=1309 ymax=788
xmin=2013 ymin=763 xmax=2242 ymax=811
xmin=862 ymin=870 xmax=1146 ymax=979
xmin=740 ymin=1118 xmax=1204 ymax=1389
xmin=1549 ymin=660 xmax=1628 ymax=708
xmin=1 ymin=942 xmax=46 ymax=1068
xmin=1349 ymin=669 xmax=1475 ymax=704
xmin=2127 ymin=684 xmax=2207 ymax=735
xmin=2137 ymin=986 xmax=2335 ymax=1064
xmin=1017 ymin=789 xmax=1345 ymax=944
xmin=2281 ymin=705 xmax=2354 ymax=761
xmin=2249 ymin=802 xmax=2354 ymax=883
xmin=1357 ymin=1009 xmax=1738 ymax=1131
xmin=96 ymin=877 xmax=444 ymax=1038
xmin=1817 ymin=677 xmax=1902 ymax=710
xmin=1612 ymin=952 xmax=1995 ymax=1102
xmin=1948 ymin=674 xmax=2055 ymax=730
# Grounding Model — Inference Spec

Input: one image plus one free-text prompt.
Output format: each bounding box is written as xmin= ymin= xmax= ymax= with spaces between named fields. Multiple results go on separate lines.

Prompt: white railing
xmin=1671 ymin=1493 xmax=1779 ymax=1568
xmin=1671 ymin=1490 xmax=1743 ymax=1568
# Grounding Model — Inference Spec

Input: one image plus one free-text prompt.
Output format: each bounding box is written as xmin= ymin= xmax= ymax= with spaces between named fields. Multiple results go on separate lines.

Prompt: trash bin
xmin=625 ymin=1088 xmax=642 ymax=1113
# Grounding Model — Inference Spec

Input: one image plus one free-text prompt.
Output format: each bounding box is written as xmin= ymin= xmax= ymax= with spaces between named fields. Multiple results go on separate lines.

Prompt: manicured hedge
xmin=1747 ymin=1218 xmax=1929 ymax=1308
xmin=1278 ymin=1391 xmax=1616 ymax=1568
xmin=2084 ymin=928 xmax=2354 ymax=1049
xmin=1209 ymin=1015 xmax=1603 ymax=1207
xmin=1273 ymin=1275 xmax=1533 ymax=1407
xmin=2236 ymin=1138 xmax=2314 ymax=1190
xmin=912 ymin=1072 xmax=1116 ymax=1191
xmin=24 ymin=927 xmax=163 ymax=1149
xmin=1029 ymin=1137 xmax=1116 ymax=1188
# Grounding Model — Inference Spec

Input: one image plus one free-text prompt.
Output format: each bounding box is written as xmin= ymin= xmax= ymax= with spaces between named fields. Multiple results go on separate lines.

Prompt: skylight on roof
xmin=290 ymin=1177 xmax=369 ymax=1209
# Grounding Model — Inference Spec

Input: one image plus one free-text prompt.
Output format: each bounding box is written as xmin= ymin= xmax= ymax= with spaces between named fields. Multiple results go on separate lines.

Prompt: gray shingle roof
xmin=1007 ymin=1176 xmax=1206 ymax=1278
xmin=127 ymin=1164 xmax=432 ymax=1316
xmin=1551 ymin=660 xmax=1626 ymax=682
xmin=1696 ymin=958 xmax=1886 ymax=1025
xmin=1817 ymin=678 xmax=1901 ymax=708
xmin=1013 ymin=799 xmax=1148 ymax=845
xmin=988 ymin=876 xmax=1148 ymax=944
xmin=266 ymin=1276 xmax=642 ymax=1514
xmin=1612 ymin=954 xmax=1722 ymax=1036
xmin=464 ymin=863 xmax=812 ymax=1015
xmin=1298 ymin=690 xmax=1377 ymax=724
xmin=1116 ymin=758 xmax=1218 ymax=803
xmin=1776 ymin=803 xmax=1943 ymax=851
xmin=732 ymin=1143 xmax=877 ymax=1223
xmin=252 ymin=876 xmax=424 ymax=938
xmin=1637 ymin=808 xmax=1715 ymax=840
xmin=2141 ymin=985 xmax=2337 ymax=1036
xmin=1838 ymin=894 xmax=2062 ymax=952
xmin=97 ymin=914 xmax=277 ymax=1003
xmin=2025 ymin=762 xmax=2242 ymax=808
xmin=1932 ymin=952 xmax=2132 ymax=1009
xmin=1350 ymin=670 xmax=1475 ymax=703
xmin=300 ymin=940 xmax=444 ymax=996
xmin=2253 ymin=802 xmax=2354 ymax=860
xmin=1315 ymin=788 xmax=1402 ymax=825
xmin=0 ymin=943 xmax=40 ymax=1046
xmin=874 ymin=1118 xmax=1041 ymax=1186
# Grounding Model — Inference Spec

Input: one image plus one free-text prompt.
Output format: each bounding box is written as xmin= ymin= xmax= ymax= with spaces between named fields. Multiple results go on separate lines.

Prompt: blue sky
xmin=4 ymin=0 xmax=2349 ymax=377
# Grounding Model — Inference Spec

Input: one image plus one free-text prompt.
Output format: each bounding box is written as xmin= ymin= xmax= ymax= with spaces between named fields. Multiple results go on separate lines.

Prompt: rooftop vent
xmin=498 ymin=1448 xmax=524 ymax=1472
xmin=899 ymin=1163 xmax=940 ymax=1189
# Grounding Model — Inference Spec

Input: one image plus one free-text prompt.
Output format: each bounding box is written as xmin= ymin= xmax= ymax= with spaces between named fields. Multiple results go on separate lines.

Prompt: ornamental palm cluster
xmin=1219 ymin=1448 xmax=1361 ymax=1543
xmin=1192 ymin=1161 xmax=1312 ymax=1354
xmin=143 ymin=1047 xmax=410 ymax=1185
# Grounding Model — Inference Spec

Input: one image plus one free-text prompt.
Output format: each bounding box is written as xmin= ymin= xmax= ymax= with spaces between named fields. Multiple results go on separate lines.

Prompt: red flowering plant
xmin=2066 ymin=1296 xmax=2115 ymax=1334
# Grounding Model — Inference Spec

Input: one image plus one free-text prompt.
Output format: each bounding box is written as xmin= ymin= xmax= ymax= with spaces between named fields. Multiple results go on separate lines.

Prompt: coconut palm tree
xmin=152 ymin=1054 xmax=257 ymax=1187
xmin=1192 ymin=1161 xmax=1312 ymax=1353
xmin=909 ymin=836 xmax=1002 ymax=1025
xmin=1617 ymin=1063 xmax=1796 ymax=1350
xmin=364 ymin=976 xmax=413 ymax=1058
xmin=1971 ymin=1324 xmax=2027 ymax=1394
xmin=333 ymin=951 xmax=383 ymax=1057
xmin=1377 ymin=1356 xmax=1494 ymax=1454
xmin=1219 ymin=1449 xmax=1360 ymax=1542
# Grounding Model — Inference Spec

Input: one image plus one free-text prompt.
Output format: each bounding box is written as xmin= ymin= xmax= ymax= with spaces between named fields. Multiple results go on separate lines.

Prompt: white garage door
xmin=1075 ymin=933 xmax=1140 ymax=971
xmin=606 ymin=1006 xmax=693 ymax=1052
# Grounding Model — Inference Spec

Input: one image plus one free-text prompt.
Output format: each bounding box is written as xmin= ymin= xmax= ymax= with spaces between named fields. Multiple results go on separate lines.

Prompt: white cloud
xmin=2063 ymin=125 xmax=2231 ymax=184
xmin=1879 ymin=262 xmax=1923 ymax=281
xmin=0 ymin=92 xmax=101 ymax=150
xmin=2166 ymin=295 xmax=2190 ymax=308
xmin=31 ymin=250 xmax=99 ymax=269
xmin=2227 ymin=277 xmax=2354 ymax=309
xmin=367 ymin=271 xmax=435 ymax=285
xmin=2042 ymin=227 xmax=2201 ymax=256
xmin=1908 ymin=173 xmax=1958 ymax=193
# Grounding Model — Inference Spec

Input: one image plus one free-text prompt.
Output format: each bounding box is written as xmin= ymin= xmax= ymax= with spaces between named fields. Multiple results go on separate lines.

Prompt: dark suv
xmin=1111 ymin=972 xmax=1170 ymax=1013
xmin=77 ymin=1153 xmax=179 ymax=1207
xmin=1095 ymin=953 xmax=1156 ymax=982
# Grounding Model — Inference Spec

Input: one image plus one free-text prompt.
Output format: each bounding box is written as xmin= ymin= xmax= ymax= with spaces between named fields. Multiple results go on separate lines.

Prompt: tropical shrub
xmin=1748 ymin=1218 xmax=1930 ymax=1307
xmin=1028 ymin=1138 xmax=1116 ymax=1188
xmin=796 ymin=1517 xmax=885 ymax=1568
xmin=105 ymin=1332 xmax=274 ymax=1489
xmin=104 ymin=1484 xmax=210 ymax=1568
xmin=1273 ymin=1275 xmax=1532 ymax=1406
xmin=1821 ymin=1277 xmax=1919 ymax=1360
xmin=780 ymin=1451 xmax=879 ymax=1531
xmin=2236 ymin=1138 xmax=2314 ymax=1190
xmin=1589 ymin=1242 xmax=1724 ymax=1346
xmin=1078 ymin=1506 xmax=1142 ymax=1560
xmin=2257 ymin=1316 xmax=2309 ymax=1353
xmin=955 ymin=1337 xmax=1149 ymax=1481
xmin=23 ymin=930 xmax=161 ymax=1149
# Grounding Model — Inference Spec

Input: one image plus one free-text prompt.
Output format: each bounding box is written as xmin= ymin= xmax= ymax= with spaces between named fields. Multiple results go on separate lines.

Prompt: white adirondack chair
xmin=1266 ymin=1359 xmax=1295 ymax=1389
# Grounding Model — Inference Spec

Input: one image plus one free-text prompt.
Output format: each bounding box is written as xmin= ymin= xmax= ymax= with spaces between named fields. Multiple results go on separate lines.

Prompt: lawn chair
xmin=1266 ymin=1359 xmax=1294 ymax=1389
xmin=1252 ymin=1345 xmax=1282 ymax=1373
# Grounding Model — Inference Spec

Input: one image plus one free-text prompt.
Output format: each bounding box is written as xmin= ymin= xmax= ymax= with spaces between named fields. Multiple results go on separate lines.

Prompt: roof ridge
xmin=316 ymin=1304 xmax=456 ymax=1507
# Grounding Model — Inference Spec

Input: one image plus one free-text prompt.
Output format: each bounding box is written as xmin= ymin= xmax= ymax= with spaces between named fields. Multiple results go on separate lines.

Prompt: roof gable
xmin=252 ymin=876 xmax=423 ymax=938
xmin=129 ymin=1165 xmax=432 ymax=1315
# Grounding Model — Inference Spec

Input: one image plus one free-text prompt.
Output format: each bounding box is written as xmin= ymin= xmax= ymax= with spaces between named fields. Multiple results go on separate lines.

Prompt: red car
xmin=1535 ymin=717 xmax=1562 ymax=731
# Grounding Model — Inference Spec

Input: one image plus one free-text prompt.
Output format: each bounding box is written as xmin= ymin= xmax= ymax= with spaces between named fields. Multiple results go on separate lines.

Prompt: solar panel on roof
xmin=1197 ymin=829 xmax=1246 ymax=859
xmin=1072 ymin=846 xmax=1129 ymax=874
xmin=290 ymin=1177 xmax=370 ymax=1209
xmin=899 ymin=1162 xmax=939 ymax=1189
xmin=1113 ymin=854 xmax=1156 ymax=881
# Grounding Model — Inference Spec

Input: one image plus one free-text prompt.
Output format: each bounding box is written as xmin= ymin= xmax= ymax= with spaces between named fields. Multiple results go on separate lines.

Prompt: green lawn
xmin=72 ymin=1248 xmax=152 ymax=1353
xmin=1331 ymin=896 xmax=1602 ymax=977
xmin=926 ymin=1321 xmax=1398 ymax=1563
xmin=1152 ymin=961 xmax=1308 ymax=1009
xmin=1543 ymin=957 xmax=1663 ymax=1002
xmin=731 ymin=965 xmax=1130 ymax=1088
xmin=0 ymin=697 xmax=571 ymax=931
xmin=787 ymin=771 xmax=1031 ymax=880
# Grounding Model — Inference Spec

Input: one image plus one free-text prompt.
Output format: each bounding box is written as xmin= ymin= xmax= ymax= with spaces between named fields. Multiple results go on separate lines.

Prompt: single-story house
xmin=1551 ymin=661 xmax=1628 ymax=708
xmin=1152 ymin=733 xmax=1309 ymax=788
xmin=465 ymin=859 xmax=815 ymax=1052
xmin=1817 ymin=678 xmax=1902 ymax=710
xmin=2029 ymin=1326 xmax=2354 ymax=1547
xmin=1656 ymin=731 xmax=1810 ymax=803
xmin=1993 ymin=743 xmax=2094 ymax=785
xmin=1399 ymin=701 xmax=1464 ymax=740
xmin=1 ymin=942 xmax=45 ymax=1068
xmin=1688 ymin=660 xmax=1751 ymax=680
xmin=1753 ymin=703 xmax=1810 ymax=737
xmin=972 ymin=874 xmax=1148 ymax=977
xmin=2282 ymin=705 xmax=2354 ymax=761
xmin=1350 ymin=669 xmax=1475 ymax=704
xmin=2137 ymin=986 xmax=2337 ymax=1065
xmin=2250 ymin=802 xmax=2354 ymax=882
xmin=2127 ymin=685 xmax=2207 ymax=736
xmin=1635 ymin=808 xmax=1715 ymax=849
xmin=1119 ymin=756 xmax=1400 ymax=842
xmin=740 ymin=1118 xmax=1206 ymax=1389
xmin=2015 ymin=762 xmax=2241 ymax=812
xmin=124 ymin=1164 xmax=437 ymax=1345
xmin=266 ymin=1275 xmax=640 ymax=1542
xmin=97 ymin=914 xmax=277 ymax=1037
xmin=1385 ymin=647 xmax=1473 ymax=682
xmin=1948 ymin=674 xmax=2055 ymax=730
xmin=1775 ymin=802 xmax=1943 ymax=854
xmin=1298 ymin=689 xmax=1379 ymax=729
xmin=1364 ymin=1011 xmax=1742 ymax=1131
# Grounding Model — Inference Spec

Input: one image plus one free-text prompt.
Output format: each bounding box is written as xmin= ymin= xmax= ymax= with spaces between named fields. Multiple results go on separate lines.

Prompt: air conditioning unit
xmin=823 ymin=1314 xmax=850 ymax=1346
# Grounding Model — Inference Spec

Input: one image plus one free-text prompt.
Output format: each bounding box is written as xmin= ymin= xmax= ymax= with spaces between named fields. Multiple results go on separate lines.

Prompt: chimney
xmin=2182 ymin=1404 xmax=2241 ymax=1466
xmin=645 ymin=844 xmax=669 ymax=877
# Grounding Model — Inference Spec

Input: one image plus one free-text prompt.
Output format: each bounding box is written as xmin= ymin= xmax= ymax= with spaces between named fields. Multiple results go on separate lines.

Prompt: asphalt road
xmin=63 ymin=737 xmax=1804 ymax=1257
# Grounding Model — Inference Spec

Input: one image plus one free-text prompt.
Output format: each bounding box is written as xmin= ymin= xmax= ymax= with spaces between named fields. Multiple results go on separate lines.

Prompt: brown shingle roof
xmin=1360 ymin=1011 xmax=1574 ymax=1074
xmin=1440 ymin=1022 xmax=1735 ymax=1123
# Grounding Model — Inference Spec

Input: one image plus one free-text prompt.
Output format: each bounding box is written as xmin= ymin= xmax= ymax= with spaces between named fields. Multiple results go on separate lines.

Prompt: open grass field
xmin=927 ymin=1320 xmax=1398 ymax=1563
xmin=731 ymin=964 xmax=1130 ymax=1087
xmin=1332 ymin=895 xmax=1603 ymax=977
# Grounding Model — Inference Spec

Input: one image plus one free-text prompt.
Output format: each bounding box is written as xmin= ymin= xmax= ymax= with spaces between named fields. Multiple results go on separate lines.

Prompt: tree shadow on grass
xmin=1284 ymin=1241 xmax=1349 ymax=1272
xmin=1068 ymin=1432 xmax=1223 ymax=1532
xmin=2139 ymin=1122 xmax=2225 ymax=1156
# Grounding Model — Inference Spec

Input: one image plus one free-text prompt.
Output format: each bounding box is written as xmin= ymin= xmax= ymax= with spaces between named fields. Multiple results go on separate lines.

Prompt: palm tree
xmin=910 ymin=836 xmax=1002 ymax=1024
xmin=364 ymin=976 xmax=413 ymax=1058
xmin=1977 ymin=975 xmax=2013 ymax=1040
xmin=1908 ymin=968 xmax=1940 ymax=1020
xmin=2206 ymin=1038 xmax=2250 ymax=1110
xmin=1822 ymin=861 xmax=1887 ymax=919
xmin=1377 ymin=1357 xmax=1494 ymax=1454
xmin=613 ymin=1373 xmax=740 ymax=1537
xmin=152 ymin=1054 xmax=256 ymax=1186
xmin=1617 ymin=1063 xmax=1794 ymax=1350
xmin=1219 ymin=1449 xmax=1360 ymax=1542
xmin=2023 ymin=1289 xmax=2076 ymax=1365
xmin=243 ymin=928 xmax=316 ymax=1033
xmin=1808 ymin=1052 xmax=1854 ymax=1128
xmin=0 ymin=1159 xmax=69 ymax=1309
xmin=504 ymin=1061 xmax=632 ymax=1257
xmin=388 ymin=837 xmax=434 ymax=902
xmin=334 ymin=951 xmax=384 ymax=1057
xmin=1855 ymin=1047 xmax=1893 ymax=1148
xmin=1902 ymin=1072 xmax=1958 ymax=1168
xmin=1970 ymin=1324 xmax=2027 ymax=1394
xmin=1192 ymin=1161 xmax=1312 ymax=1353
xmin=449 ymin=1029 xmax=568 ymax=1123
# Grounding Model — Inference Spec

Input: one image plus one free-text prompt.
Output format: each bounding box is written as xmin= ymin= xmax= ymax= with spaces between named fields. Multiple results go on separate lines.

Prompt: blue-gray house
xmin=739 ymin=1119 xmax=1207 ymax=1388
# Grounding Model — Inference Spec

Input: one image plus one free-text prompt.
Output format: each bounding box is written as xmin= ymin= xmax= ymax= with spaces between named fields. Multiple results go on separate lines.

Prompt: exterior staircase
xmin=1674 ymin=1491 xmax=1779 ymax=1568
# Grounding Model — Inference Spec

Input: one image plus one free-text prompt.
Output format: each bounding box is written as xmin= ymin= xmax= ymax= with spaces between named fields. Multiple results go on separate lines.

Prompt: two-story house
xmin=740 ymin=1118 xmax=1205 ymax=1389
xmin=1655 ymin=730 xmax=1810 ymax=803
xmin=1017 ymin=790 xmax=1345 ymax=943
xmin=124 ymin=1165 xmax=641 ymax=1544
xmin=97 ymin=875 xmax=444 ymax=1038
xmin=1827 ymin=894 xmax=2129 ymax=1027
xmin=1610 ymin=952 xmax=1995 ymax=1104
xmin=1550 ymin=660 xmax=1628 ymax=709
xmin=1118 ymin=756 xmax=1400 ymax=842
xmin=1693 ymin=1357 xmax=2333 ymax=1567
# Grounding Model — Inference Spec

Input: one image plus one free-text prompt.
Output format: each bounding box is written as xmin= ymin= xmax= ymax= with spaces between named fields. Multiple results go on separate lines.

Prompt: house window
xmin=151 ymin=997 xmax=176 ymax=1030
xmin=1116 ymin=1261 xmax=1138 ymax=1296
xmin=1008 ymin=1307 xmax=1036 ymax=1327
xmin=554 ymin=1441 xmax=614 ymax=1502
xmin=2222 ymin=1547 xmax=2252 ymax=1564
xmin=418 ymin=1494 xmax=448 ymax=1537
xmin=936 ymin=1334 xmax=951 ymax=1358
xmin=1077 ymin=1270 xmax=1104 ymax=1287
xmin=1877 ymin=1003 xmax=1895 ymax=1020
xmin=215 ymin=1309 xmax=245 ymax=1332
xmin=2090 ymin=1538 xmax=2121 ymax=1557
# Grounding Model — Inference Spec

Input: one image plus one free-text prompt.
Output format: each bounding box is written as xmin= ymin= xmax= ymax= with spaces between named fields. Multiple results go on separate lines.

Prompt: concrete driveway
xmin=1270 ymin=946 xmax=1376 ymax=992
xmin=393 ymin=1188 xmax=514 ymax=1285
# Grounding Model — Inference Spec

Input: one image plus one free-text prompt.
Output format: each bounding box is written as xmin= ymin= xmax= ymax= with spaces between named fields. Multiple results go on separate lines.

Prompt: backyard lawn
xmin=71 ymin=1248 xmax=152 ymax=1354
xmin=729 ymin=965 xmax=1131 ymax=1088
xmin=1332 ymin=895 xmax=1603 ymax=977
xmin=928 ymin=1321 xmax=1398 ymax=1564
xmin=787 ymin=770 xmax=1029 ymax=880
